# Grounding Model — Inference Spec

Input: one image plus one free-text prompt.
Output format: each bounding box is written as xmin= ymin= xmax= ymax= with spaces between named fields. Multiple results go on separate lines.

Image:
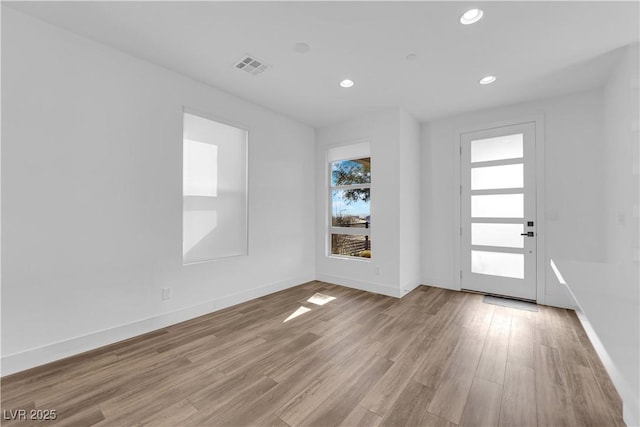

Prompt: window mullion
xmin=331 ymin=183 xmax=371 ymax=191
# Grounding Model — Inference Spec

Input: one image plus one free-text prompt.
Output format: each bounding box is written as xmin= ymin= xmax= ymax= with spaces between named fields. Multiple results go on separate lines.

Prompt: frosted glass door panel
xmin=472 ymin=250 xmax=524 ymax=279
xmin=471 ymin=164 xmax=523 ymax=190
xmin=472 ymin=223 xmax=524 ymax=248
xmin=472 ymin=194 xmax=523 ymax=218
xmin=471 ymin=133 xmax=523 ymax=163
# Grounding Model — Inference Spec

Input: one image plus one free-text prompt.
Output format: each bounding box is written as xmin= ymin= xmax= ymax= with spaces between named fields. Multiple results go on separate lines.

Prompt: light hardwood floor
xmin=1 ymin=282 xmax=625 ymax=426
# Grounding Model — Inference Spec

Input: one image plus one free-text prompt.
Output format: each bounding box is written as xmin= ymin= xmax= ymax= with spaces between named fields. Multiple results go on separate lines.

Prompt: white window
xmin=183 ymin=111 xmax=248 ymax=264
xmin=328 ymin=142 xmax=371 ymax=259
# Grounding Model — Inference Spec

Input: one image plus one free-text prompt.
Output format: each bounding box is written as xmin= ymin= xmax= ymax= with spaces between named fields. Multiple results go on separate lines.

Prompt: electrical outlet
xmin=375 ymin=266 xmax=381 ymax=275
xmin=162 ymin=288 xmax=171 ymax=301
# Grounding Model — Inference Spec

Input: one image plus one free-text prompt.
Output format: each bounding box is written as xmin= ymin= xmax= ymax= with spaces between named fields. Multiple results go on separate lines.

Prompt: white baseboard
xmin=1 ymin=275 xmax=312 ymax=377
xmin=422 ymin=278 xmax=576 ymax=309
xmin=421 ymin=280 xmax=460 ymax=292
xmin=574 ymin=309 xmax=639 ymax=427
xmin=624 ymin=403 xmax=639 ymax=427
xmin=400 ymin=279 xmax=421 ymax=297
xmin=316 ymin=273 xmax=402 ymax=298
xmin=541 ymin=293 xmax=576 ymax=309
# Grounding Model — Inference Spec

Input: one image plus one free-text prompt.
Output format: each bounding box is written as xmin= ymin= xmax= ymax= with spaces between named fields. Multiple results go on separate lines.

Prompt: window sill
xmin=328 ymin=255 xmax=371 ymax=262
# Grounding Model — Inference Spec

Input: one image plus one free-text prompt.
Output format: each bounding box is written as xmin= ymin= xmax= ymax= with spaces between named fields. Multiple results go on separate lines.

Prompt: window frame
xmin=182 ymin=108 xmax=249 ymax=265
xmin=327 ymin=154 xmax=371 ymax=260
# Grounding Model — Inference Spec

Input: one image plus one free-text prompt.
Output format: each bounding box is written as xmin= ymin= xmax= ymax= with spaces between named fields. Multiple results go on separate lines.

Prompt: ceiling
xmin=5 ymin=1 xmax=639 ymax=128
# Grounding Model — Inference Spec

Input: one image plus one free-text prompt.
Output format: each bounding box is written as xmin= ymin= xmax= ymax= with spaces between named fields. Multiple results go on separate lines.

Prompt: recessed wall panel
xmin=183 ymin=112 xmax=247 ymax=264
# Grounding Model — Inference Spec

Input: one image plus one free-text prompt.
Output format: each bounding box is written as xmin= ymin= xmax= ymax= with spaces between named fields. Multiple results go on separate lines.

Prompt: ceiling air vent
xmin=234 ymin=55 xmax=269 ymax=76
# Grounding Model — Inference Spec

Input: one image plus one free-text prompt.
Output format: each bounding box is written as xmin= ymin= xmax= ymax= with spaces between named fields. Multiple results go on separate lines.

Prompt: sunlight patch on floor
xmin=307 ymin=293 xmax=336 ymax=306
xmin=283 ymin=293 xmax=337 ymax=322
xmin=283 ymin=306 xmax=312 ymax=323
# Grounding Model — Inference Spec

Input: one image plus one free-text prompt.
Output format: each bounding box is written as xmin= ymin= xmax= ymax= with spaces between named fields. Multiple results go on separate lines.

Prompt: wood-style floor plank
xmin=535 ymin=344 xmax=577 ymax=427
xmin=506 ymin=310 xmax=535 ymax=368
xmin=380 ymin=380 xmax=454 ymax=427
xmin=426 ymin=328 xmax=488 ymax=424
xmin=296 ymin=355 xmax=392 ymax=427
xmin=459 ymin=378 xmax=503 ymax=427
xmin=475 ymin=306 xmax=512 ymax=384
xmin=276 ymin=338 xmax=383 ymax=426
xmin=341 ymin=405 xmax=382 ymax=427
xmin=359 ymin=326 xmax=433 ymax=415
xmin=137 ymin=399 xmax=199 ymax=427
xmin=411 ymin=322 xmax=462 ymax=388
xmin=499 ymin=362 xmax=537 ymax=427
xmin=565 ymin=364 xmax=618 ymax=427
xmin=0 ymin=281 xmax=625 ymax=427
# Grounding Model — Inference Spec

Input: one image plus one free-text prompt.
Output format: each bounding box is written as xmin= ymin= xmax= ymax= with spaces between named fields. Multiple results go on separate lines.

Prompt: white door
xmin=461 ymin=122 xmax=537 ymax=300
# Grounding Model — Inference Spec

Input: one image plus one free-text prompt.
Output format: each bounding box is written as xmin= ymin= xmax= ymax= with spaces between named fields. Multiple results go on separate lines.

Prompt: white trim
xmin=332 ymin=183 xmax=372 ymax=191
xmin=539 ymin=294 xmax=575 ymax=310
xmin=327 ymin=254 xmax=371 ymax=263
xmin=422 ymin=281 xmax=460 ymax=292
xmin=326 ymin=141 xmax=372 ymax=259
xmin=471 ymin=158 xmax=524 ymax=167
xmin=182 ymin=106 xmax=250 ymax=134
xmin=471 ymin=245 xmax=524 ymax=254
xmin=327 ymin=142 xmax=371 ymax=162
xmin=556 ymin=262 xmax=637 ymax=426
xmin=400 ymin=280 xmax=421 ymax=296
xmin=316 ymin=273 xmax=402 ymax=298
xmin=330 ymin=227 xmax=370 ymax=236
xmin=470 ymin=218 xmax=523 ymax=224
xmin=533 ymin=116 xmax=547 ymax=305
xmin=455 ymin=115 xmax=546 ymax=303
xmin=1 ymin=275 xmax=312 ymax=377
xmin=471 ymin=188 xmax=524 ymax=196
xmin=181 ymin=108 xmax=250 ymax=263
xmin=453 ymin=138 xmax=462 ymax=290
xmin=573 ymin=310 xmax=638 ymax=427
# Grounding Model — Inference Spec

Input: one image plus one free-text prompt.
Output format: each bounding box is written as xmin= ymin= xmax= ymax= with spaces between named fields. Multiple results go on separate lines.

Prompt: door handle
xmin=521 ymin=232 xmax=534 ymax=237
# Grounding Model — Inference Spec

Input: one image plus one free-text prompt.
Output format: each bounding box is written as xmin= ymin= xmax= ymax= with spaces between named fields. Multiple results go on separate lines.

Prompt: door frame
xmin=453 ymin=115 xmax=546 ymax=304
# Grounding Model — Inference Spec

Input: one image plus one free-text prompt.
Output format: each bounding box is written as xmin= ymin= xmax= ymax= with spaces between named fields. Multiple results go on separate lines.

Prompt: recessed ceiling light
xmin=294 ymin=42 xmax=311 ymax=53
xmin=479 ymin=75 xmax=496 ymax=85
xmin=340 ymin=79 xmax=354 ymax=88
xmin=460 ymin=8 xmax=484 ymax=25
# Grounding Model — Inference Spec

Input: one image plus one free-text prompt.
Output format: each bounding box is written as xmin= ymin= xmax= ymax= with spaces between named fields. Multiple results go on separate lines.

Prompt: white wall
xmin=604 ymin=44 xmax=639 ymax=268
xmin=421 ymin=89 xmax=605 ymax=307
xmin=315 ymin=109 xmax=401 ymax=297
xmin=314 ymin=108 xmax=421 ymax=297
xmin=398 ymin=110 xmax=421 ymax=293
xmin=602 ymin=43 xmax=640 ymax=427
xmin=1 ymin=8 xmax=315 ymax=375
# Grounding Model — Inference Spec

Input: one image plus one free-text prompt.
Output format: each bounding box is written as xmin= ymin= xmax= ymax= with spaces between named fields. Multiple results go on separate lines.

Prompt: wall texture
xmin=1 ymin=8 xmax=316 ymax=374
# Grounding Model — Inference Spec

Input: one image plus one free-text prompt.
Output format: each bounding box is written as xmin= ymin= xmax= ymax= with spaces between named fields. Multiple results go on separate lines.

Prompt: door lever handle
xmin=521 ymin=232 xmax=534 ymax=237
